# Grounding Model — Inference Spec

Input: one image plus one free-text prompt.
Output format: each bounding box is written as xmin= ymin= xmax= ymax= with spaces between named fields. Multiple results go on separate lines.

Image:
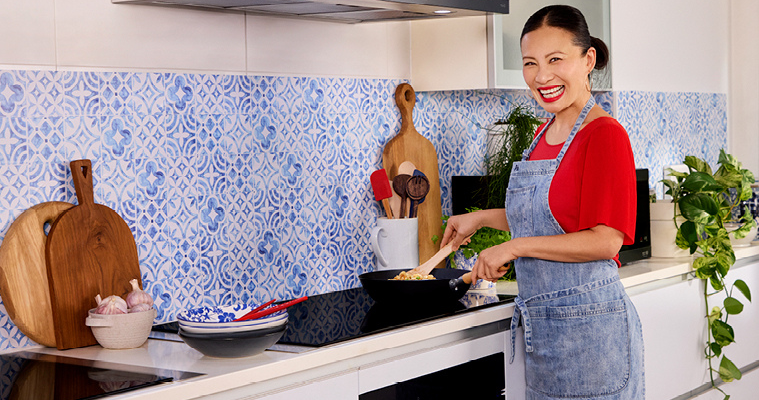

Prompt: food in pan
xmin=390 ymin=270 xmax=435 ymax=281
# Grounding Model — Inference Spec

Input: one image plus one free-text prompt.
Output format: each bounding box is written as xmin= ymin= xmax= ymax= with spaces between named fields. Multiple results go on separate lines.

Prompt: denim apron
xmin=507 ymin=97 xmax=645 ymax=399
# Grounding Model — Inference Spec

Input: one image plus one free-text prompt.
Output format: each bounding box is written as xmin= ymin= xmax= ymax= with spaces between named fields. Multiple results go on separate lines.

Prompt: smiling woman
xmin=440 ymin=5 xmax=644 ymax=399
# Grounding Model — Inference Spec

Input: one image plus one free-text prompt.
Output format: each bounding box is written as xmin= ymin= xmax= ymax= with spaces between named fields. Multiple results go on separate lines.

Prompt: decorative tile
xmin=101 ymin=72 xmax=132 ymax=116
xmin=130 ymin=73 xmax=165 ymax=116
xmin=60 ymin=71 xmax=101 ymax=117
xmin=0 ymin=117 xmax=29 ymax=164
xmin=0 ymin=71 xmax=26 ymax=118
xmin=23 ymin=70 xmax=64 ymax=118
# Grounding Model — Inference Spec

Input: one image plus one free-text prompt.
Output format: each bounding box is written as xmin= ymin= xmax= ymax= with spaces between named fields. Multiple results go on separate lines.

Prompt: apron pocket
xmin=506 ymin=185 xmax=535 ymax=239
xmin=525 ymin=299 xmax=631 ymax=398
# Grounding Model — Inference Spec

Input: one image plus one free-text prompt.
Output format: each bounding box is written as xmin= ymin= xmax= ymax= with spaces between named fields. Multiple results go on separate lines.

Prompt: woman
xmin=440 ymin=5 xmax=645 ymax=399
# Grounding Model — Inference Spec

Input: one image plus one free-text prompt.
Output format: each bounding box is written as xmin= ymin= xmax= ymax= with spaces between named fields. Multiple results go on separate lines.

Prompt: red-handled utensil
xmin=234 ymin=296 xmax=308 ymax=322
xmin=232 ymin=299 xmax=276 ymax=322
xmin=370 ymin=169 xmax=394 ymax=218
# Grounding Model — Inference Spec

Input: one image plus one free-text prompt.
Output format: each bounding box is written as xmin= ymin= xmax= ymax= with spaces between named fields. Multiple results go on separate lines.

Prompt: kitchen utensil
xmin=358 ymin=268 xmax=471 ymax=305
xmin=233 ymin=299 xmax=276 ymax=321
xmin=408 ymin=169 xmax=428 ymax=218
xmin=45 ymin=159 xmax=142 ymax=350
xmin=370 ymin=217 xmax=419 ymax=271
xmin=392 ymin=174 xmax=411 ymax=218
xmin=388 ymin=179 xmax=402 ymax=219
xmin=383 ymin=83 xmax=443 ymax=266
xmin=397 ymin=161 xmax=416 ymax=217
xmin=406 ymin=174 xmax=429 ymax=219
xmin=412 ymin=234 xmax=473 ymax=277
xmin=0 ymin=201 xmax=73 ymax=347
xmin=235 ymin=296 xmax=309 ymax=322
xmin=85 ymin=308 xmax=156 ymax=349
xmin=370 ymin=169 xmax=394 ymax=218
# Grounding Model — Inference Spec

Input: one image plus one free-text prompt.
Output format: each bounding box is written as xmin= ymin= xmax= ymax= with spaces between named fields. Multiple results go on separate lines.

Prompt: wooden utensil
xmin=408 ymin=169 xmax=428 ymax=218
xmin=370 ymin=169 xmax=394 ymax=218
xmin=45 ymin=159 xmax=142 ymax=350
xmin=397 ymin=161 xmax=416 ymax=217
xmin=392 ymin=174 xmax=411 ymax=219
xmin=412 ymin=235 xmax=473 ymax=277
xmin=0 ymin=201 xmax=73 ymax=347
xmin=406 ymin=174 xmax=430 ymax=219
xmin=383 ymin=83 xmax=444 ymax=267
xmin=388 ymin=179 xmax=402 ymax=219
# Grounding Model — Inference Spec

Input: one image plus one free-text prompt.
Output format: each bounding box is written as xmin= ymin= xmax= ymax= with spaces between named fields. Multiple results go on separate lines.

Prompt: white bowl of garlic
xmin=85 ymin=279 xmax=156 ymax=349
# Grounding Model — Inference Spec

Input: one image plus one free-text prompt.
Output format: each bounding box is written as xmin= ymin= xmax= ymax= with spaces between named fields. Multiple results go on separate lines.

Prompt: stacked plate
xmin=176 ymin=303 xmax=288 ymax=358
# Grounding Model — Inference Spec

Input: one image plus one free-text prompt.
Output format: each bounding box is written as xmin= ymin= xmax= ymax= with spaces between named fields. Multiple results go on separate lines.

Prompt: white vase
xmin=649 ymin=202 xmax=690 ymax=258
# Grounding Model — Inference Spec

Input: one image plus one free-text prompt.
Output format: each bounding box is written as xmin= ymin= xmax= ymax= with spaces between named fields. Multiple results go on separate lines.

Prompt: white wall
xmin=610 ymin=0 xmax=729 ymax=94
xmin=0 ymin=0 xmax=411 ymax=78
xmin=729 ymin=0 xmax=759 ymax=177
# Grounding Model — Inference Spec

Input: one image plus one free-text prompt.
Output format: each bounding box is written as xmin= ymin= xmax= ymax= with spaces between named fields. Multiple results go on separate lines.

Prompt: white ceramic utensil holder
xmin=370 ymin=217 xmax=419 ymax=271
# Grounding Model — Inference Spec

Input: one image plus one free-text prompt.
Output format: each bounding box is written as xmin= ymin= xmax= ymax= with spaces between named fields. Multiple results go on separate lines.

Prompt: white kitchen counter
xmin=11 ymin=244 xmax=759 ymax=399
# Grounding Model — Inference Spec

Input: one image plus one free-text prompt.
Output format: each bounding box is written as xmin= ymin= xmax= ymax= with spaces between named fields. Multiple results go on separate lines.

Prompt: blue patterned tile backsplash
xmin=0 ymin=69 xmax=725 ymax=351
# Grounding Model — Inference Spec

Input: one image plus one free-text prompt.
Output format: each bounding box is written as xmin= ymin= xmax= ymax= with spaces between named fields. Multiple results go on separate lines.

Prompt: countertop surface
xmin=9 ymin=244 xmax=759 ymax=399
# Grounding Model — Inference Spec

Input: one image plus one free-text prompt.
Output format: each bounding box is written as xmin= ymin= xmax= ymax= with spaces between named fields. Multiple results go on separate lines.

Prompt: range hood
xmin=112 ymin=0 xmax=508 ymax=23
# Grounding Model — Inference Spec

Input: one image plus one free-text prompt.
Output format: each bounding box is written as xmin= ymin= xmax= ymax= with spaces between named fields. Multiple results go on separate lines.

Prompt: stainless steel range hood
xmin=112 ymin=0 xmax=508 ymax=23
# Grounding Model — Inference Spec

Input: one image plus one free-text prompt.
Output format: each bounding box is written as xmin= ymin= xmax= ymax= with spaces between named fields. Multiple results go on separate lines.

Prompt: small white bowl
xmin=86 ymin=308 xmax=156 ymax=349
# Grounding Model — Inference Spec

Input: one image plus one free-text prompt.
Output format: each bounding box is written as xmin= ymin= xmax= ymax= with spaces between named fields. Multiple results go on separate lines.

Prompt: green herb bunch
xmin=662 ymin=149 xmax=754 ymax=398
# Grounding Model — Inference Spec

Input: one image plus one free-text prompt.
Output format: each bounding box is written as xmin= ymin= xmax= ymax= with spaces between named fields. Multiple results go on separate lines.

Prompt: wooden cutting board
xmin=45 ymin=159 xmax=142 ymax=350
xmin=0 ymin=201 xmax=73 ymax=347
xmin=383 ymin=83 xmax=444 ymax=268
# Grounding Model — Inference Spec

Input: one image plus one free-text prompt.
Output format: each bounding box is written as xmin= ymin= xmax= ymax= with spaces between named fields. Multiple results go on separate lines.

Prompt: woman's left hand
xmin=471 ymin=241 xmax=518 ymax=283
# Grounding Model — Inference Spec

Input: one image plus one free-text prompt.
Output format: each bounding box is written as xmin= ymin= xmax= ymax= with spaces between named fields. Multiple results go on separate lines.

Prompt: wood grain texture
xmin=382 ymin=83 xmax=444 ymax=268
xmin=45 ymin=160 xmax=142 ymax=350
xmin=0 ymin=202 xmax=73 ymax=347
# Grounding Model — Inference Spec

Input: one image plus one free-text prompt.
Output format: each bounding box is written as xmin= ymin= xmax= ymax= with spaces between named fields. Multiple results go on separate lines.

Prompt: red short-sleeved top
xmin=528 ymin=117 xmax=637 ymax=267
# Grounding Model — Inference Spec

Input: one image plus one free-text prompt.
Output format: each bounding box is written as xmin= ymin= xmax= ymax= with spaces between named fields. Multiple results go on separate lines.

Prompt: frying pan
xmin=359 ymin=268 xmax=471 ymax=304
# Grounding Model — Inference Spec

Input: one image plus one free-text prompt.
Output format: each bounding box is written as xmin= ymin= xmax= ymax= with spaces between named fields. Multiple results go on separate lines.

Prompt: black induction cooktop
xmin=154 ymin=287 xmax=514 ymax=349
xmin=0 ymin=351 xmax=200 ymax=400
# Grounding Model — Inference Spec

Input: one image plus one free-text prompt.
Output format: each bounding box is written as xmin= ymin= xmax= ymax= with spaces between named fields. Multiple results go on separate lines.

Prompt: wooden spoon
xmin=397 ymin=161 xmax=416 ymax=217
xmin=392 ymin=174 xmax=411 ymax=218
xmin=412 ymin=234 xmax=473 ymax=276
xmin=406 ymin=174 xmax=430 ymax=219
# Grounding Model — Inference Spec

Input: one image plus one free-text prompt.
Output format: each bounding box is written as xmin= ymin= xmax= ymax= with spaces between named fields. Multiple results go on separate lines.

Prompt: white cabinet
xmin=627 ymin=261 xmax=759 ymax=399
xmin=410 ymin=0 xmax=611 ymax=91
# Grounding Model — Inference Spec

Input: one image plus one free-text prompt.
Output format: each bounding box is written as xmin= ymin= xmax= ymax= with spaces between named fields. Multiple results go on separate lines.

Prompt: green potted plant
xmin=479 ymin=102 xmax=543 ymax=209
xmin=661 ymin=149 xmax=754 ymax=398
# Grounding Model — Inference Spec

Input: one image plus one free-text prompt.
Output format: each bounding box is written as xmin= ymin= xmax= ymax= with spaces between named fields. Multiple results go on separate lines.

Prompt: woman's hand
xmin=471 ymin=241 xmax=517 ymax=283
xmin=439 ymin=212 xmax=482 ymax=250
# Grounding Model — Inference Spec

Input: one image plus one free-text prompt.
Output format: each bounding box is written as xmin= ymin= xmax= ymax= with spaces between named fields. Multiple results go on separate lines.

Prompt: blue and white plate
xmin=177 ymin=303 xmax=287 ymax=327
xmin=179 ymin=315 xmax=288 ymax=334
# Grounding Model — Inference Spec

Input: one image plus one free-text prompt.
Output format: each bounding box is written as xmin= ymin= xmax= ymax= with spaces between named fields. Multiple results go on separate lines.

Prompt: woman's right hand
xmin=439 ymin=212 xmax=483 ymax=250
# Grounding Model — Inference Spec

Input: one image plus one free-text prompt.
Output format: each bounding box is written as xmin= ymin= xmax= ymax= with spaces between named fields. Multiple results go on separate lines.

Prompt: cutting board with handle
xmin=0 ymin=201 xmax=73 ymax=347
xmin=383 ymin=83 xmax=444 ymax=268
xmin=45 ymin=159 xmax=142 ymax=350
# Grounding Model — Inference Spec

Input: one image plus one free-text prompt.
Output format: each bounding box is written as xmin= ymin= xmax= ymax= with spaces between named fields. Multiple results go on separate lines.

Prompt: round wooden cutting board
xmin=0 ymin=201 xmax=73 ymax=347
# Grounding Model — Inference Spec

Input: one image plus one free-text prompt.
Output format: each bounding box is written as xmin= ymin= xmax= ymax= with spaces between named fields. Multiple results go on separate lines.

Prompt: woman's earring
xmin=585 ymin=75 xmax=592 ymax=92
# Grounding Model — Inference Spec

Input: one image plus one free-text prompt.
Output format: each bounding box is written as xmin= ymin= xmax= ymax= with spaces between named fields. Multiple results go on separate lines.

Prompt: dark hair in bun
xmin=521 ymin=5 xmax=609 ymax=71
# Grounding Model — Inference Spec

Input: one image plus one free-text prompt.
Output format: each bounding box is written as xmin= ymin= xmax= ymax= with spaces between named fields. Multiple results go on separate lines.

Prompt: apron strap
xmin=510 ymin=295 xmax=533 ymax=363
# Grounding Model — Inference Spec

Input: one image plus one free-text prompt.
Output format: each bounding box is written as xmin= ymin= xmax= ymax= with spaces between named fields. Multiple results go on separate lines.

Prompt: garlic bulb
xmin=94 ymin=294 xmax=128 ymax=315
xmin=126 ymin=279 xmax=154 ymax=308
xmin=128 ymin=303 xmax=152 ymax=313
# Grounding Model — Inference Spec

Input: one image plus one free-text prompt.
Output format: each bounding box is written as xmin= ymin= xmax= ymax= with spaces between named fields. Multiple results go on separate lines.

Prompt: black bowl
xmin=359 ymin=268 xmax=471 ymax=305
xmin=179 ymin=324 xmax=286 ymax=358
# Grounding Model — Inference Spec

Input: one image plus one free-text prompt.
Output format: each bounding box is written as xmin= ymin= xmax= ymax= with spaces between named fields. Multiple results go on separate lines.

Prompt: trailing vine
xmin=662 ymin=149 xmax=754 ymax=399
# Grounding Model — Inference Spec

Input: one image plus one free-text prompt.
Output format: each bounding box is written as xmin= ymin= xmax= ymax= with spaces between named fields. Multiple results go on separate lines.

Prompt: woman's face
xmin=521 ymin=26 xmax=595 ymax=114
